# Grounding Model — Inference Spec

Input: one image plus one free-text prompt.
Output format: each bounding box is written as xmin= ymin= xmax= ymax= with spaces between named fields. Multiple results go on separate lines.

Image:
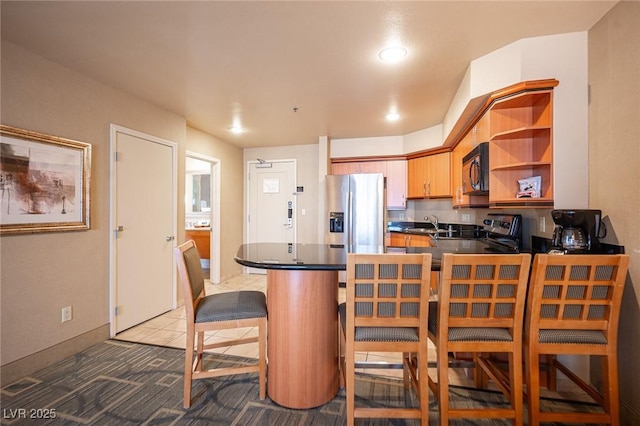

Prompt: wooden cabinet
xmin=451 ymin=114 xmax=490 ymax=208
xmin=407 ymin=156 xmax=428 ymax=198
xmin=185 ymin=229 xmax=210 ymax=259
xmin=428 ymin=153 xmax=451 ymax=198
xmin=408 ymin=233 xmax=432 ymax=247
xmin=387 ymin=232 xmax=432 ymax=248
xmin=331 ymin=159 xmax=407 ymax=210
xmin=385 ymin=160 xmax=407 ymax=209
xmin=471 ymin=111 xmax=491 ymax=145
xmin=388 ymin=232 xmax=408 ymax=247
xmin=488 ymin=90 xmax=554 ymax=207
xmin=331 ymin=161 xmax=385 ymax=175
xmin=407 ymin=152 xmax=451 ymax=199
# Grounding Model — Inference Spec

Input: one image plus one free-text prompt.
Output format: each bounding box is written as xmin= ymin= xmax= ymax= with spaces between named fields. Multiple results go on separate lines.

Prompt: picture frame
xmin=0 ymin=125 xmax=91 ymax=234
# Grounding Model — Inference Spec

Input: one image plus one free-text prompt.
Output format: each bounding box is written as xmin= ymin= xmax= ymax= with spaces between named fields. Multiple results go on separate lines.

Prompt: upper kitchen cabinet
xmin=407 ymin=156 xmax=427 ymax=198
xmin=470 ymin=112 xmax=491 ymax=146
xmin=488 ymin=90 xmax=554 ymax=207
xmin=451 ymin=113 xmax=490 ymax=208
xmin=385 ymin=160 xmax=407 ymax=209
xmin=407 ymin=152 xmax=451 ymax=199
xmin=331 ymin=161 xmax=385 ymax=175
xmin=331 ymin=158 xmax=407 ymax=210
xmin=442 ymin=79 xmax=558 ymax=209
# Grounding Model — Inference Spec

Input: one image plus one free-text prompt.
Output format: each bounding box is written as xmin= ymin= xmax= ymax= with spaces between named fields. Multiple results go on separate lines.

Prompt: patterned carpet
xmin=1 ymin=340 xmax=599 ymax=425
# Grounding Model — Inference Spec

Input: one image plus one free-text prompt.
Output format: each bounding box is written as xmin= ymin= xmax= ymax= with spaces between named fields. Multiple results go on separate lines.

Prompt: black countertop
xmin=235 ymin=240 xmax=519 ymax=272
xmin=387 ymin=221 xmax=483 ymax=239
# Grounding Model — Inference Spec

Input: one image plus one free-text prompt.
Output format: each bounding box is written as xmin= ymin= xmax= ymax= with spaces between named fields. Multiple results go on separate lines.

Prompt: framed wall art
xmin=0 ymin=125 xmax=91 ymax=234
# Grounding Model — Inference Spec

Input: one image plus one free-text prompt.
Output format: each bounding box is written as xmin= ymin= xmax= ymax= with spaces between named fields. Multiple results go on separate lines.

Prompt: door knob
xmin=165 ymin=236 xmax=174 ymax=241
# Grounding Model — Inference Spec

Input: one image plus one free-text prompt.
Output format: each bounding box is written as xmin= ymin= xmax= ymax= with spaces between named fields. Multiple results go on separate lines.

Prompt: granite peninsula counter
xmin=234 ymin=241 xmax=518 ymax=409
xmin=235 ymin=240 xmax=517 ymax=272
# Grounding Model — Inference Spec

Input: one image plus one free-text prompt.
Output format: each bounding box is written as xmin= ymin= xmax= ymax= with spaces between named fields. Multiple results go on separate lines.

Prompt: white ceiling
xmin=1 ymin=1 xmax=617 ymax=149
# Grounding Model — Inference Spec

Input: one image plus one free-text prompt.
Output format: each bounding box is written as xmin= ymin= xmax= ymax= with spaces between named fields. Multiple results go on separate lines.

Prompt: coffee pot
xmin=549 ymin=209 xmax=603 ymax=253
xmin=553 ymin=226 xmax=589 ymax=250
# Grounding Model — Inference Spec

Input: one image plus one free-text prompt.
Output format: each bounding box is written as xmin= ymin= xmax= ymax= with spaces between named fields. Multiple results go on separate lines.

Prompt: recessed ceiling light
xmin=378 ymin=46 xmax=407 ymax=63
xmin=386 ymin=112 xmax=400 ymax=121
xmin=229 ymin=126 xmax=245 ymax=134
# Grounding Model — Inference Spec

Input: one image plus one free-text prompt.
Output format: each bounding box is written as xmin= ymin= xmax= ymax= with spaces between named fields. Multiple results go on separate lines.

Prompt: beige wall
xmin=186 ymin=127 xmax=244 ymax=281
xmin=589 ymin=2 xmax=640 ymax=422
xmin=0 ymin=41 xmax=190 ymax=370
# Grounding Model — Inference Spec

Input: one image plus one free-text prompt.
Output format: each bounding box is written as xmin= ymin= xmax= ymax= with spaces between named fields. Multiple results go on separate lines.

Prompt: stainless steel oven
xmin=462 ymin=142 xmax=489 ymax=195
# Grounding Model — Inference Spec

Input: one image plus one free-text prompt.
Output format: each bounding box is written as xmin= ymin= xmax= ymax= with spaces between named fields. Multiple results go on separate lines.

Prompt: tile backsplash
xmin=387 ymin=199 xmax=554 ymax=250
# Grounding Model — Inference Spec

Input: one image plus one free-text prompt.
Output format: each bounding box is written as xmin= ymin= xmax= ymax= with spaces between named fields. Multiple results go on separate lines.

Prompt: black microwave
xmin=462 ymin=142 xmax=489 ymax=195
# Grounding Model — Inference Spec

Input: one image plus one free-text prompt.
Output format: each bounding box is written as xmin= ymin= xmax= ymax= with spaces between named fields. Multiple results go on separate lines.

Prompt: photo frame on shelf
xmin=0 ymin=125 xmax=91 ymax=234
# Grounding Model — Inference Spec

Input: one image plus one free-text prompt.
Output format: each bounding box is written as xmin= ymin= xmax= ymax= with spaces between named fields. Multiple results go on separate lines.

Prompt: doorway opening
xmin=186 ymin=151 xmax=221 ymax=283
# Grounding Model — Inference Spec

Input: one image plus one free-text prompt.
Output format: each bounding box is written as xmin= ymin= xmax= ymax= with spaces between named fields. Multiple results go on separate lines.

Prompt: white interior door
xmin=247 ymin=160 xmax=296 ymax=272
xmin=110 ymin=125 xmax=177 ymax=334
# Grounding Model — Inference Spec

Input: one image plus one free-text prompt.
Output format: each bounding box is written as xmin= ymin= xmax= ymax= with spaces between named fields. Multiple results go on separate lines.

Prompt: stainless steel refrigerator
xmin=325 ymin=173 xmax=385 ymax=249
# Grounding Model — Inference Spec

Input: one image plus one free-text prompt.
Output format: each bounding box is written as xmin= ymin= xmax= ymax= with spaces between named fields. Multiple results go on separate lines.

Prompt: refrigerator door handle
xmin=348 ymin=191 xmax=353 ymax=246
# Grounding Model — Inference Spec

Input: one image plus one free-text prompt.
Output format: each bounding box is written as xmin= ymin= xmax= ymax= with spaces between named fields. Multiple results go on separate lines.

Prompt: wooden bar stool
xmin=427 ymin=253 xmax=531 ymax=425
xmin=524 ymin=254 xmax=629 ymax=425
xmin=339 ymin=253 xmax=432 ymax=425
xmin=174 ymin=240 xmax=267 ymax=408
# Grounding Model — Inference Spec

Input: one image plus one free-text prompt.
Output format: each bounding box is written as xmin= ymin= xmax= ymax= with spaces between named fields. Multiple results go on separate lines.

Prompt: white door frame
xmin=108 ymin=124 xmax=178 ymax=337
xmin=186 ymin=150 xmax=221 ymax=284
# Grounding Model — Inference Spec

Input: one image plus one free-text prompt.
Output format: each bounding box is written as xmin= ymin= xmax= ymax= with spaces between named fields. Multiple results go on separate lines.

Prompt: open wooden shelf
xmin=491 ymin=161 xmax=552 ymax=171
xmin=488 ymin=90 xmax=554 ymax=206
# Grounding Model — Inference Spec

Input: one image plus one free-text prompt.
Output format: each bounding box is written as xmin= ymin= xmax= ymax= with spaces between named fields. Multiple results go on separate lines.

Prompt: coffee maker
xmin=549 ymin=209 xmax=603 ymax=254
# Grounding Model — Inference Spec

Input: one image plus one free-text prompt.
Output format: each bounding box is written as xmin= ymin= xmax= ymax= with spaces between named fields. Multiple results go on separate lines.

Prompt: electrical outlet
xmin=399 ymin=213 xmax=405 ymax=220
xmin=462 ymin=213 xmax=470 ymax=223
xmin=61 ymin=306 xmax=72 ymax=323
xmin=539 ymin=216 xmax=546 ymax=233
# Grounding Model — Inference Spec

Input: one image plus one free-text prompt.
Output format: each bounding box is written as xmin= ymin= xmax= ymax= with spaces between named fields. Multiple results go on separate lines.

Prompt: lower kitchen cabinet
xmin=387 ymin=232 xmax=432 ymax=248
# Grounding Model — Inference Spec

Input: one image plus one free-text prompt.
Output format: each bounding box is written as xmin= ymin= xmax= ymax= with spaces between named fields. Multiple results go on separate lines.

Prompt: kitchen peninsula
xmin=234 ymin=238 xmax=518 ymax=409
xmin=234 ymin=243 xmax=354 ymax=409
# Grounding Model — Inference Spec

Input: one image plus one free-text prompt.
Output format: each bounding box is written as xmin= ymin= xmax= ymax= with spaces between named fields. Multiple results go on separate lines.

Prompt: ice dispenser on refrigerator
xmin=325 ymin=173 xmax=384 ymax=248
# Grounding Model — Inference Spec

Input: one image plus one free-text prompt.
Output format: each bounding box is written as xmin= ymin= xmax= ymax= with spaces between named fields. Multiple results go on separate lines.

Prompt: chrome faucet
xmin=424 ymin=215 xmax=439 ymax=230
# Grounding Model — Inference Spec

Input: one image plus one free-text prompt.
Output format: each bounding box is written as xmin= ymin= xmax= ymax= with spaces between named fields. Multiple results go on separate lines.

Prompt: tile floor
xmin=116 ymin=272 xmax=587 ymax=398
xmin=115 ymin=272 xmax=419 ymax=379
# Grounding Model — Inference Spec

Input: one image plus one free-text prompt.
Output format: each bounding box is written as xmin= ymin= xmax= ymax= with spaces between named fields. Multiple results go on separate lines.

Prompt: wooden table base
xmin=266 ymin=269 xmax=339 ymax=409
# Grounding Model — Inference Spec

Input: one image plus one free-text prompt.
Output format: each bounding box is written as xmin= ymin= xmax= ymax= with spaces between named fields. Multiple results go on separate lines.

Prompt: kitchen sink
xmin=428 ymin=236 xmax=466 ymax=240
xmin=406 ymin=228 xmax=448 ymax=234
